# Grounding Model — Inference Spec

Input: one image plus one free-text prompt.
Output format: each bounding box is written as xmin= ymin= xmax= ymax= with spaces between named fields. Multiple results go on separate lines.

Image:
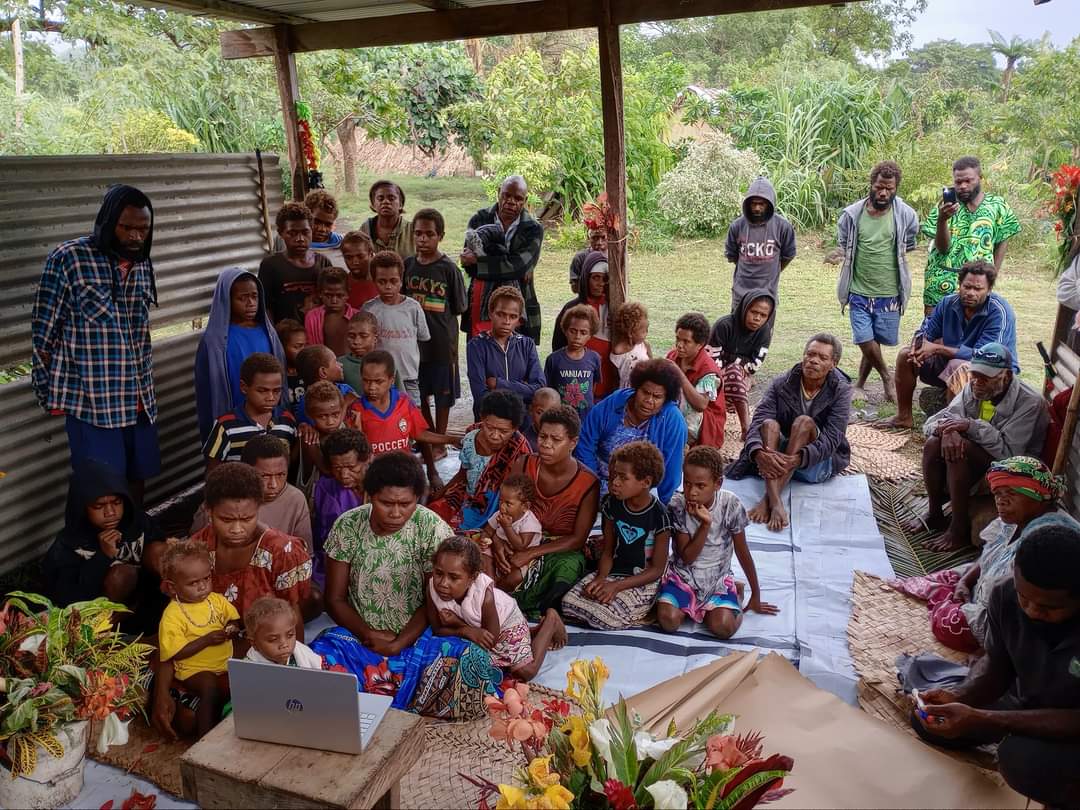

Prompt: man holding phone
xmin=920 ymin=156 xmax=1020 ymax=315
xmin=911 ymin=522 xmax=1080 ymax=808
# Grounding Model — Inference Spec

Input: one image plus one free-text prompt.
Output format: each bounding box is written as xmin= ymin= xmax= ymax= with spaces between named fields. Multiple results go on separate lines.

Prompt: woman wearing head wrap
xmin=889 ymin=456 xmax=1078 ymax=652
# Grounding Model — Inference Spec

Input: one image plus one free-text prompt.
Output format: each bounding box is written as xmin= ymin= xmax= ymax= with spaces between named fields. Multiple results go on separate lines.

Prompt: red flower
xmin=542 ymin=697 xmax=570 ymax=718
xmin=120 ymin=790 xmax=157 ymax=810
xmin=604 ymin=779 xmax=637 ymax=810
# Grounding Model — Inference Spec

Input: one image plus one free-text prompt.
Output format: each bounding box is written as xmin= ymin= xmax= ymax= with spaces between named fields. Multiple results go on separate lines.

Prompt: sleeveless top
xmin=523 ymin=455 xmax=598 ymax=537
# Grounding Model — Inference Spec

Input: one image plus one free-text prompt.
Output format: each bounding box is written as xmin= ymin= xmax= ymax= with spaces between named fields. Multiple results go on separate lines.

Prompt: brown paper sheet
xmin=624 ymin=652 xmax=1026 ymax=809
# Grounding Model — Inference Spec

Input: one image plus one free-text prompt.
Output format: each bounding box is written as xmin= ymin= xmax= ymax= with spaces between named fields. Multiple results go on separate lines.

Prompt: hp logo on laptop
xmin=285 ymin=698 xmax=303 ymax=712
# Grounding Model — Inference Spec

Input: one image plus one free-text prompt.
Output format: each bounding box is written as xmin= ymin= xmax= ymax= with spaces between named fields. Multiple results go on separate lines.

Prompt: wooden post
xmin=597 ymin=0 xmax=628 ymax=311
xmin=12 ymin=17 xmax=24 ymax=130
xmin=271 ymin=24 xmax=305 ymax=201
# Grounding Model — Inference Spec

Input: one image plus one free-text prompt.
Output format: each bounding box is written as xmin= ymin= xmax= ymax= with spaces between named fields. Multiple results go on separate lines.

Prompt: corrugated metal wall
xmin=0 ymin=153 xmax=283 ymax=574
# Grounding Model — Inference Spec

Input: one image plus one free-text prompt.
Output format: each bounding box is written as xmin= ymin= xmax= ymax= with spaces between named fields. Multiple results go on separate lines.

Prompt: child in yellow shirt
xmin=158 ymin=539 xmax=241 ymax=738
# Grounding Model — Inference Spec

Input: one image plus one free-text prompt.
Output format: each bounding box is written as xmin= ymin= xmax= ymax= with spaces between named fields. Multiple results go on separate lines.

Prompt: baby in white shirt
xmin=474 ymin=474 xmax=542 ymax=591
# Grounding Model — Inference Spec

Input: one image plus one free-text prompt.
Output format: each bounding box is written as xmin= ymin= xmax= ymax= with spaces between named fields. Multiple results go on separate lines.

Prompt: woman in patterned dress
xmin=311 ymin=451 xmax=503 ymax=719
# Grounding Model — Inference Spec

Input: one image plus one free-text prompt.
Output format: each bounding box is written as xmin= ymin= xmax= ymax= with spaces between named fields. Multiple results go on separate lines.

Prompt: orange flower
xmin=705 ymin=734 xmax=750 ymax=773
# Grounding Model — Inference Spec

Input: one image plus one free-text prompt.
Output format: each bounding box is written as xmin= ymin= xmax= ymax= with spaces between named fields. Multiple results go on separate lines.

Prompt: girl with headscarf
xmin=889 ymin=456 xmax=1079 ymax=652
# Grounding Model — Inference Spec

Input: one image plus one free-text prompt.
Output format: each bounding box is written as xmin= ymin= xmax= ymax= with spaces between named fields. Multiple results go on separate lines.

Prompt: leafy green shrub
xmin=107 ymin=109 xmax=199 ymax=153
xmin=654 ymin=133 xmax=763 ymax=237
xmin=482 ymin=149 xmax=557 ymax=207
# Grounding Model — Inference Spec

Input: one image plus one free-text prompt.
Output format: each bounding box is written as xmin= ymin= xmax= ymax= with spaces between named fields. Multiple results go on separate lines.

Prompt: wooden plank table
xmin=180 ymin=709 xmax=425 ymax=809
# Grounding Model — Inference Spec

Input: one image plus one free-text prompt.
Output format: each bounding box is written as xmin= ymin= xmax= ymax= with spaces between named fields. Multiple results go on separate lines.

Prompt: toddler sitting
xmin=243 ymin=596 xmax=324 ymax=669
xmin=158 ymin=539 xmax=241 ymax=737
xmin=478 ymin=473 xmax=541 ymax=590
xmin=427 ymin=537 xmax=564 ymax=682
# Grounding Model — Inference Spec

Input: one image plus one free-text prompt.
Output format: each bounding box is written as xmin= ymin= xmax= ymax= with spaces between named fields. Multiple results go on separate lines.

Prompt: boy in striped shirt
xmin=203 ymin=353 xmax=297 ymax=472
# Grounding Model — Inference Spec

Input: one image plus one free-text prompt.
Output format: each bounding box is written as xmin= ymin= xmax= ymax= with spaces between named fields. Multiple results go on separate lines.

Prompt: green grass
xmin=333 ymin=175 xmax=1058 ymax=387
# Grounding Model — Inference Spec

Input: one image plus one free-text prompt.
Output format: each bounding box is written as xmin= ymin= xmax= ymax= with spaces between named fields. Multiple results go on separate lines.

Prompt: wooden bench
xmin=180 ymin=709 xmax=425 ymax=809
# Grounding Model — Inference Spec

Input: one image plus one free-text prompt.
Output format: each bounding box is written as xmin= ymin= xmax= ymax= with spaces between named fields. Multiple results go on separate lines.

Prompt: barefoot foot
xmin=766 ymin=503 xmax=789 ymax=532
xmin=923 ymin=528 xmax=970 ymax=552
xmin=905 ymin=511 xmax=948 ymax=535
xmin=882 ymin=376 xmax=897 ymax=403
xmin=545 ymin=609 xmax=567 ymax=650
xmin=747 ymin=497 xmax=771 ymax=524
xmin=874 ymin=414 xmax=913 ymax=429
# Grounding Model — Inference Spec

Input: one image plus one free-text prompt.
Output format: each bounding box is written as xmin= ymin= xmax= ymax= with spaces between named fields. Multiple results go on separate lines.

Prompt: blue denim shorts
xmin=849 ymin=295 xmax=901 ymax=346
xmin=780 ymin=436 xmax=834 ymax=484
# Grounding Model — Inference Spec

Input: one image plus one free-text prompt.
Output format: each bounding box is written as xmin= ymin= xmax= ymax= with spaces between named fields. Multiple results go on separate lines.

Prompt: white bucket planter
xmin=0 ymin=720 xmax=89 ymax=809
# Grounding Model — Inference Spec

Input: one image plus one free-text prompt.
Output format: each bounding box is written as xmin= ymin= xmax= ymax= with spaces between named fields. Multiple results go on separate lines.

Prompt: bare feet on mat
xmin=766 ymin=503 xmax=789 ymax=533
xmin=875 ymin=414 xmax=913 ymax=429
xmin=747 ymin=497 xmax=771 ymax=524
xmin=923 ymin=529 xmax=969 ymax=552
xmin=545 ymin=609 xmax=567 ymax=650
xmin=906 ymin=511 xmax=948 ymax=536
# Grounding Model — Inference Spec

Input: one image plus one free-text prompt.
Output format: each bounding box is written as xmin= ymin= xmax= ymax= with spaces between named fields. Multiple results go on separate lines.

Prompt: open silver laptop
xmin=228 ymin=659 xmax=393 ymax=754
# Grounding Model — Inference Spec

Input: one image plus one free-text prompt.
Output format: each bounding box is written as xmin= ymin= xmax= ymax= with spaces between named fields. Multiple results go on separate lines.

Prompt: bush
xmin=654 ymin=133 xmax=763 ymax=237
xmin=482 ymin=149 xmax=557 ymax=208
xmin=107 ymin=109 xmax=200 ymax=153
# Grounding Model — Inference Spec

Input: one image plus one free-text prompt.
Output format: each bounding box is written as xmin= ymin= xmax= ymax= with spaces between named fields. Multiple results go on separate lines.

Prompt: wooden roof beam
xmin=412 ymin=0 xmax=467 ymax=9
xmin=143 ymin=0 xmax=315 ymax=26
xmin=221 ymin=0 xmax=859 ymax=58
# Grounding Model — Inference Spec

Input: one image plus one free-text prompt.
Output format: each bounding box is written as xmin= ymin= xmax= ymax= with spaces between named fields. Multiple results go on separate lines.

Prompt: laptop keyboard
xmin=359 ymin=711 xmax=377 ymax=734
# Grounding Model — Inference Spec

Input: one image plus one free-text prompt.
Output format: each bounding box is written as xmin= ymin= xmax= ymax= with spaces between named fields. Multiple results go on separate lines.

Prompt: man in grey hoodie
xmin=835 ymin=161 xmax=920 ymax=402
xmin=725 ymin=177 xmax=797 ymax=312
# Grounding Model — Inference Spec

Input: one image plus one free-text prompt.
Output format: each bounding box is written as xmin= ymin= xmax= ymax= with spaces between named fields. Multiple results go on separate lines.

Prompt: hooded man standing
xmin=32 ymin=185 xmax=160 ymax=503
xmin=725 ymin=177 xmax=797 ymax=313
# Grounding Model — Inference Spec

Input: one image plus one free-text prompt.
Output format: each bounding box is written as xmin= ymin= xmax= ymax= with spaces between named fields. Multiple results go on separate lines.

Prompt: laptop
xmin=227 ymin=659 xmax=393 ymax=755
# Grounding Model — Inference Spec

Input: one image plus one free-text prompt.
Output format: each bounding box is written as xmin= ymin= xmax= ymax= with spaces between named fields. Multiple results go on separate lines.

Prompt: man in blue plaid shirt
xmin=31 ymin=185 xmax=161 ymax=502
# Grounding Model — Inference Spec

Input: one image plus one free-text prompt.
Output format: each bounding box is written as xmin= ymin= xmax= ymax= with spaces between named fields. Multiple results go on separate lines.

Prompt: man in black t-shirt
xmin=912 ymin=521 xmax=1080 ymax=808
xmin=258 ymin=202 xmax=332 ymax=323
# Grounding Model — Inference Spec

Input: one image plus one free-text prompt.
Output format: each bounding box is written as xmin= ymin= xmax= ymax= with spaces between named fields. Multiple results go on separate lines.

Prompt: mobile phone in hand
xmin=912 ymin=688 xmax=928 ymax=719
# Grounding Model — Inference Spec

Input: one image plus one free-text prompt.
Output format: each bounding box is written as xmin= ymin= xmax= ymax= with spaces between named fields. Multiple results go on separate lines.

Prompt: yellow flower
xmin=535 ymin=785 xmax=574 ymax=810
xmin=562 ymin=716 xmax=592 ymax=767
xmin=566 ymin=660 xmax=590 ymax=697
xmin=591 ymin=657 xmax=610 ymax=685
xmin=495 ymin=784 xmax=529 ymax=810
xmin=526 ymin=756 xmax=560 ymax=789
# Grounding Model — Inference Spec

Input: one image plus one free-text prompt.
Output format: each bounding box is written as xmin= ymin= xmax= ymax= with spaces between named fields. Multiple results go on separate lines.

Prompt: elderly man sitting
xmin=915 ymin=342 xmax=1048 ymax=551
xmin=727 ymin=333 xmax=851 ymax=532
xmin=912 ymin=521 xmax=1080 ymax=809
xmin=884 ymin=260 xmax=1016 ymax=428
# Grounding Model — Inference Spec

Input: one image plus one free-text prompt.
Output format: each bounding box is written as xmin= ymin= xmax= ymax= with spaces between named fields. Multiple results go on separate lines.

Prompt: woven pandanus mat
xmin=848 ymin=572 xmax=998 ymax=773
xmin=719 ymin=419 xmax=921 ymax=482
xmin=399 ymin=684 xmax=579 ymax=809
xmin=87 ymin=715 xmax=190 ymax=797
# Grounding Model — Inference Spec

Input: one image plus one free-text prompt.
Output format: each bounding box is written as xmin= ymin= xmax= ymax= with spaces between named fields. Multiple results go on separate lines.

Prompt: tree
xmin=987 ymin=29 xmax=1036 ymax=101
xmin=896 ymin=39 xmax=1000 ymax=93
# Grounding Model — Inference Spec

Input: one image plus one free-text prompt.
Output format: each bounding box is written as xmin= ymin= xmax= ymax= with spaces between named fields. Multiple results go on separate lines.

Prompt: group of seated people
xmin=33 ymin=179 xmax=1080 ymax=807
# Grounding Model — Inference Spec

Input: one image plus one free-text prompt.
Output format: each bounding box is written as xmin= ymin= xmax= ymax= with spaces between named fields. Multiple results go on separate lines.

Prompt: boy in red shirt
xmin=345 ymin=350 xmax=455 ymax=490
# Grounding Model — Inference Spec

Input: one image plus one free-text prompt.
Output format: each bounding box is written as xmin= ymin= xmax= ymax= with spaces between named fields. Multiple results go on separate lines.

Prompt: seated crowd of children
xmin=46 ymin=186 xmax=782 ymax=744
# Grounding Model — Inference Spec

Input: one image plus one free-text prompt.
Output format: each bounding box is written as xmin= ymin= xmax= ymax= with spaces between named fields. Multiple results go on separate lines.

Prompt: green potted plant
xmin=0 ymin=592 xmax=153 ymax=809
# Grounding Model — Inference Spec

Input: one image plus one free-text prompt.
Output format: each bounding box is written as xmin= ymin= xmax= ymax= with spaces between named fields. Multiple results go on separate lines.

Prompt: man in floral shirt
xmin=920 ymin=156 xmax=1020 ymax=314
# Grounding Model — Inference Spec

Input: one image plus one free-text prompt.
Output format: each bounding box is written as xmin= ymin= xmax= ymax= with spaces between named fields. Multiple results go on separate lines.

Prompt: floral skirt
xmin=723 ymin=363 xmax=751 ymax=406
xmin=561 ymin=573 xmax=658 ymax=631
xmin=493 ymin=604 xmax=534 ymax=669
xmin=512 ymin=550 xmax=586 ymax=620
xmin=310 ymin=626 xmax=503 ymax=720
xmin=888 ymin=570 xmax=980 ymax=654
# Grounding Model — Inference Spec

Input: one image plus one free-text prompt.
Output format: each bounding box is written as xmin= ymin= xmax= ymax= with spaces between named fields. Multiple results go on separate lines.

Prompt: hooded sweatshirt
xmin=465 ymin=331 xmax=545 ymax=420
xmin=195 ymin=268 xmax=288 ymax=442
xmin=43 ymin=461 xmax=162 ymax=607
xmin=708 ymin=288 xmax=776 ymax=372
xmin=31 ymin=184 xmax=158 ymax=427
xmin=724 ymin=178 xmax=796 ymax=311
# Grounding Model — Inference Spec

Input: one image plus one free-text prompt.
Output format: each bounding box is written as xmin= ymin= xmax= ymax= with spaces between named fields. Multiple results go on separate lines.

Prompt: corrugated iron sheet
xmin=0 ymin=152 xmax=283 ymax=368
xmin=0 ymin=331 xmax=206 ymax=574
xmin=0 ymin=153 xmax=283 ymax=574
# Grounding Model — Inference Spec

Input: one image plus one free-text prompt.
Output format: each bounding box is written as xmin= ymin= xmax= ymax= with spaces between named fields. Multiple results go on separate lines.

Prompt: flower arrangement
xmin=1050 ymin=164 xmax=1080 ymax=273
xmin=582 ymin=193 xmax=622 ymax=244
xmin=472 ymin=658 xmax=793 ymax=810
xmin=0 ymin=593 xmax=153 ymax=778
